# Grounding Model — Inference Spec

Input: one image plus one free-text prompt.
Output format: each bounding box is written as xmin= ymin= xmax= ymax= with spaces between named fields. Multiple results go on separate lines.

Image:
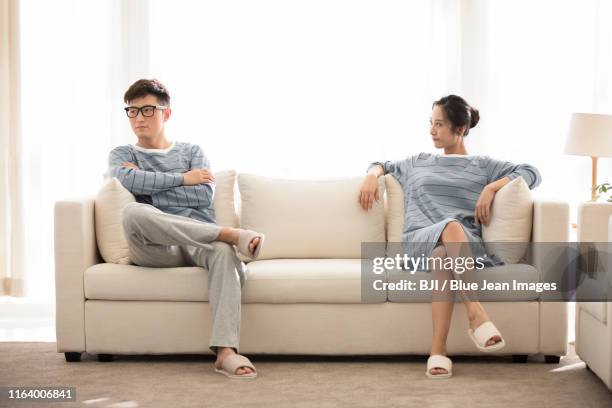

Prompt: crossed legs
xmin=122 ymin=202 xmax=260 ymax=376
xmin=429 ymin=221 xmax=502 ymax=376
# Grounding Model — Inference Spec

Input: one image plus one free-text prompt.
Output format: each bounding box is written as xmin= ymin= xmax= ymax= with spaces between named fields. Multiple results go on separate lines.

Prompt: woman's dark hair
xmin=124 ymin=79 xmax=170 ymax=106
xmin=432 ymin=95 xmax=479 ymax=136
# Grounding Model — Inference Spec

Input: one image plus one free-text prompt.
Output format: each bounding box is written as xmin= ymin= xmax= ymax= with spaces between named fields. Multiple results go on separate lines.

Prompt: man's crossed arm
xmin=107 ymin=145 xmax=215 ymax=208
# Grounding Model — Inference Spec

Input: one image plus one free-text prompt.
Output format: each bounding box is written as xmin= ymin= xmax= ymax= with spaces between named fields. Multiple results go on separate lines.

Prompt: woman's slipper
xmin=237 ymin=229 xmax=265 ymax=260
xmin=426 ymin=355 xmax=453 ymax=379
xmin=468 ymin=320 xmax=506 ymax=352
xmin=214 ymin=354 xmax=258 ymax=379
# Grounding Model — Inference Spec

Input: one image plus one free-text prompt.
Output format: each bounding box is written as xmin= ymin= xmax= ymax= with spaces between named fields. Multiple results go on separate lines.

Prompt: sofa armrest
xmin=531 ymin=199 xmax=569 ymax=355
xmin=532 ymin=199 xmax=570 ymax=242
xmin=577 ymin=202 xmax=612 ymax=242
xmin=54 ymin=198 xmax=101 ymax=352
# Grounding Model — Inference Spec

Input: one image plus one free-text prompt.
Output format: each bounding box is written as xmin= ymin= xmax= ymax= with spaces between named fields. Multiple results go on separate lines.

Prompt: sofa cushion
xmin=212 ymin=170 xmax=240 ymax=228
xmin=384 ymin=174 xmax=404 ymax=243
xmin=482 ymin=176 xmax=533 ymax=263
xmin=84 ymin=259 xmax=387 ymax=303
xmin=238 ymin=174 xmax=386 ymax=259
xmin=95 ymin=178 xmax=136 ymax=264
xmin=85 ymin=263 xmax=210 ymax=301
xmin=243 ymin=259 xmax=386 ymax=303
xmin=94 ymin=170 xmax=238 ymax=265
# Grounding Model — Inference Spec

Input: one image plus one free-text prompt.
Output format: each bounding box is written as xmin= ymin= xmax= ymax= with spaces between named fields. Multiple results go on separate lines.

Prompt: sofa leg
xmin=64 ymin=352 xmax=81 ymax=362
xmin=97 ymin=354 xmax=114 ymax=362
xmin=544 ymin=355 xmax=561 ymax=364
xmin=586 ymin=364 xmax=591 ymax=371
xmin=512 ymin=354 xmax=528 ymax=363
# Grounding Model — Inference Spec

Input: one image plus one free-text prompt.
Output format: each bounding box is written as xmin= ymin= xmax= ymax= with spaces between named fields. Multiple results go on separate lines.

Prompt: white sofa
xmin=54 ymin=173 xmax=569 ymax=363
xmin=575 ymin=202 xmax=612 ymax=389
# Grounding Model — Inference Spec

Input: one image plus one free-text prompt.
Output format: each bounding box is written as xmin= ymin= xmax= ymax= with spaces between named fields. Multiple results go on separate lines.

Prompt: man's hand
xmin=122 ymin=161 xmax=139 ymax=170
xmin=183 ymin=169 xmax=215 ymax=186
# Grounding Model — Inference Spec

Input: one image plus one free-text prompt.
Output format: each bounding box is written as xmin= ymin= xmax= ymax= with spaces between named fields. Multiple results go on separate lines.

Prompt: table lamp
xmin=564 ymin=113 xmax=612 ymax=200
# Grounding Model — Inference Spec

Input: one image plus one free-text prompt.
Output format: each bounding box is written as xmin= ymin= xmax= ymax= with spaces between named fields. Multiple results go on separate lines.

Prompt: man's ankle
xmin=217 ymin=228 xmax=240 ymax=246
xmin=216 ymin=346 xmax=237 ymax=357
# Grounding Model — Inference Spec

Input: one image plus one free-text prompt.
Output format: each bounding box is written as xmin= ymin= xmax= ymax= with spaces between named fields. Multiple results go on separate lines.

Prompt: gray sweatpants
xmin=121 ymin=202 xmax=245 ymax=353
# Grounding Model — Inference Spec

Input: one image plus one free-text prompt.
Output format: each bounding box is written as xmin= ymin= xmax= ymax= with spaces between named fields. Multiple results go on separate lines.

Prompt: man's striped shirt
xmin=105 ymin=141 xmax=215 ymax=224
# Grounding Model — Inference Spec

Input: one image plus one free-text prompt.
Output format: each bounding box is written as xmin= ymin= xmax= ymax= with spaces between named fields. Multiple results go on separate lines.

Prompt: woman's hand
xmin=359 ymin=174 xmax=380 ymax=211
xmin=474 ymin=185 xmax=496 ymax=226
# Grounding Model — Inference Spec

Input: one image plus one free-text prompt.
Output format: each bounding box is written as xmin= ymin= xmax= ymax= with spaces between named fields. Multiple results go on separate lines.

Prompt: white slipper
xmin=468 ymin=320 xmax=506 ymax=352
xmin=426 ymin=355 xmax=453 ymax=379
xmin=214 ymin=354 xmax=258 ymax=379
xmin=237 ymin=229 xmax=265 ymax=260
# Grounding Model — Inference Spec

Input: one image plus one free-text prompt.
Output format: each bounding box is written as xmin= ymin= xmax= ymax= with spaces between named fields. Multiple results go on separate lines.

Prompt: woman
xmin=359 ymin=95 xmax=541 ymax=378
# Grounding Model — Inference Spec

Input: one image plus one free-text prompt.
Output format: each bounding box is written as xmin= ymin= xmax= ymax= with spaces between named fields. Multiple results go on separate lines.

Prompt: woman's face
xmin=429 ymin=105 xmax=464 ymax=149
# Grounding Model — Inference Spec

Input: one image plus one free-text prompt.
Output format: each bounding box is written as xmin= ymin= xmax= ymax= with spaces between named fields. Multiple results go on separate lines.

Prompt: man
xmin=105 ymin=79 xmax=263 ymax=379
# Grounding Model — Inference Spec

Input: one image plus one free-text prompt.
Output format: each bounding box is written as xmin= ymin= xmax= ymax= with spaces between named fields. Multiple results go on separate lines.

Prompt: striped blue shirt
xmin=370 ymin=153 xmax=542 ymax=268
xmin=105 ymin=141 xmax=215 ymax=224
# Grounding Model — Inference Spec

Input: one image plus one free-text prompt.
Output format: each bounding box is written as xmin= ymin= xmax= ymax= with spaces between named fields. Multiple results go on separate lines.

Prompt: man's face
xmin=125 ymin=94 xmax=171 ymax=140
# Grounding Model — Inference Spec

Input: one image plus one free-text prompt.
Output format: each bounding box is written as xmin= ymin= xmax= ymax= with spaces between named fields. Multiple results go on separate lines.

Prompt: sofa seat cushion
xmin=243 ymin=259 xmax=386 ymax=303
xmin=85 ymin=263 xmax=210 ymax=301
xmin=85 ymin=259 xmax=387 ymax=303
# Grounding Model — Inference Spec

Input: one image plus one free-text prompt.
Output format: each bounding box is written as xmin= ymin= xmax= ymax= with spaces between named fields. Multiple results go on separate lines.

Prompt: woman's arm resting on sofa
xmin=359 ymin=165 xmax=384 ymax=210
xmin=484 ymin=156 xmax=542 ymax=189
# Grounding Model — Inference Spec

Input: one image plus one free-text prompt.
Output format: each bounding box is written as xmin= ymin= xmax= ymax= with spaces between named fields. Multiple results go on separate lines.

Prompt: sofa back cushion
xmin=213 ymin=170 xmax=240 ymax=228
xmin=385 ymin=174 xmax=405 ymax=243
xmin=238 ymin=174 xmax=386 ymax=259
xmin=95 ymin=178 xmax=136 ymax=264
xmin=95 ymin=170 xmax=238 ymax=264
xmin=482 ymin=176 xmax=533 ymax=263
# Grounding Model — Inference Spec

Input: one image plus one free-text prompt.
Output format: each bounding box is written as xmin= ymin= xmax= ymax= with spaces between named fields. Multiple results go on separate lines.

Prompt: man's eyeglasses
xmin=124 ymin=105 xmax=168 ymax=118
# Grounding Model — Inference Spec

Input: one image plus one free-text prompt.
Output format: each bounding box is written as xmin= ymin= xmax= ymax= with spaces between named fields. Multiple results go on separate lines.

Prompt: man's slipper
xmin=426 ymin=355 xmax=453 ymax=379
xmin=237 ymin=229 xmax=265 ymax=260
xmin=468 ymin=320 xmax=506 ymax=352
xmin=214 ymin=354 xmax=258 ymax=379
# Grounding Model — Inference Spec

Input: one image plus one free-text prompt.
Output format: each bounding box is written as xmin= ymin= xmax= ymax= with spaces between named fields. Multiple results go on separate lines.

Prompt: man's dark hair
xmin=124 ymin=79 xmax=171 ymax=106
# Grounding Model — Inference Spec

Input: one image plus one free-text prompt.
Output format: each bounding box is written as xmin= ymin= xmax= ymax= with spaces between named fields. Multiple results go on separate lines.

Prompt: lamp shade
xmin=564 ymin=113 xmax=612 ymax=157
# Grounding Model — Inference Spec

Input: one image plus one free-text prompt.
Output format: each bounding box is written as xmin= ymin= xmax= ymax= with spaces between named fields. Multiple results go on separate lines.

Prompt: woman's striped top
xmin=370 ymin=152 xmax=542 ymax=268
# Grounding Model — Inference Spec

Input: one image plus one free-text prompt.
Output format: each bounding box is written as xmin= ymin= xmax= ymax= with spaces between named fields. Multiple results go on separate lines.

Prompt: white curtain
xmin=460 ymin=0 xmax=612 ymax=213
xmin=17 ymin=0 xmax=151 ymax=301
xmin=0 ymin=0 xmax=25 ymax=297
xmin=9 ymin=0 xmax=612 ymax=302
xmin=147 ymin=0 xmax=464 ymax=178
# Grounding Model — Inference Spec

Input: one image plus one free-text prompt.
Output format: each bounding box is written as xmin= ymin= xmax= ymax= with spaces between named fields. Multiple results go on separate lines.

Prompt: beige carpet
xmin=0 ymin=342 xmax=610 ymax=408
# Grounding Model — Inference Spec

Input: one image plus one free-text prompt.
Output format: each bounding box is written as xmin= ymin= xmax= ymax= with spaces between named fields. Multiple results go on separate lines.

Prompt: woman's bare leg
xmin=429 ymin=245 xmax=455 ymax=375
xmin=439 ymin=221 xmax=501 ymax=347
